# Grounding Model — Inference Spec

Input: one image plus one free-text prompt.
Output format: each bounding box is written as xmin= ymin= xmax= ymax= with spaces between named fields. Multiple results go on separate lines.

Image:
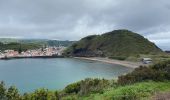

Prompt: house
xmin=142 ymin=58 xmax=152 ymax=64
xmin=4 ymin=50 xmax=19 ymax=57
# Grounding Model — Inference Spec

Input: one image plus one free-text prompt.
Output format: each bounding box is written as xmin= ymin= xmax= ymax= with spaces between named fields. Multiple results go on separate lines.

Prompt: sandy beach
xmin=74 ymin=57 xmax=144 ymax=68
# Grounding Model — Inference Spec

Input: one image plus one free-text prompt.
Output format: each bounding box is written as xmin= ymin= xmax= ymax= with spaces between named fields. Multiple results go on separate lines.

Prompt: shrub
xmin=79 ymin=78 xmax=110 ymax=96
xmin=0 ymin=81 xmax=6 ymax=100
xmin=22 ymin=93 xmax=31 ymax=100
xmin=64 ymin=78 xmax=110 ymax=96
xmin=54 ymin=90 xmax=59 ymax=100
xmin=65 ymin=82 xmax=81 ymax=94
xmin=6 ymin=86 xmax=21 ymax=100
xmin=109 ymin=56 xmax=127 ymax=60
xmin=118 ymin=60 xmax=170 ymax=85
xmin=32 ymin=88 xmax=49 ymax=100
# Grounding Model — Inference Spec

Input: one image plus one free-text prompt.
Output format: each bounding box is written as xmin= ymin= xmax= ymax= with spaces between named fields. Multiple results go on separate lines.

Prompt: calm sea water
xmin=0 ymin=58 xmax=133 ymax=93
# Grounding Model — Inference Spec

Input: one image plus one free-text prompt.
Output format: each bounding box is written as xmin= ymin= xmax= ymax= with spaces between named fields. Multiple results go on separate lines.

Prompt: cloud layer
xmin=0 ymin=0 xmax=170 ymax=50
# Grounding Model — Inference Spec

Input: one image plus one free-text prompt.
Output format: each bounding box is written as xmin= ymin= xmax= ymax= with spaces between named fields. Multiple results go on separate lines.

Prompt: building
xmin=0 ymin=46 xmax=66 ymax=59
xmin=142 ymin=58 xmax=152 ymax=64
xmin=4 ymin=50 xmax=19 ymax=57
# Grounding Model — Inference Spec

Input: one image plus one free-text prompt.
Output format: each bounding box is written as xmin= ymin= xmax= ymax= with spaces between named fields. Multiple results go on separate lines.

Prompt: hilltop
xmin=65 ymin=30 xmax=162 ymax=57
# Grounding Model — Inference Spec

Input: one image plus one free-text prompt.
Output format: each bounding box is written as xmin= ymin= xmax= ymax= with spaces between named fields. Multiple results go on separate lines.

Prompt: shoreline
xmin=0 ymin=55 xmax=64 ymax=60
xmin=0 ymin=56 xmax=144 ymax=68
xmin=74 ymin=57 xmax=144 ymax=68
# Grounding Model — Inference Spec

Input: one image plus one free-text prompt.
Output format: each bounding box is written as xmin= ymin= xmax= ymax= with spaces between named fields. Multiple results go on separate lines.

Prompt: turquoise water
xmin=0 ymin=58 xmax=132 ymax=93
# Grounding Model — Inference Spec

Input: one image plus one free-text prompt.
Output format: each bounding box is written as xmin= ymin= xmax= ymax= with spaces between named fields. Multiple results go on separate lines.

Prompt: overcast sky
xmin=0 ymin=0 xmax=170 ymax=50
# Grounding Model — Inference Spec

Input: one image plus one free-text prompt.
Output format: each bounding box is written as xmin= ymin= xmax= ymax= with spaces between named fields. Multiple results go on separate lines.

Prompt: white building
xmin=142 ymin=58 xmax=152 ymax=64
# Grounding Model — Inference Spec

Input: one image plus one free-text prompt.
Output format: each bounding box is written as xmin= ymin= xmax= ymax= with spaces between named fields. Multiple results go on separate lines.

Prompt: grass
xmin=0 ymin=42 xmax=41 ymax=52
xmin=125 ymin=53 xmax=170 ymax=62
xmin=102 ymin=81 xmax=170 ymax=100
xmin=63 ymin=81 xmax=170 ymax=100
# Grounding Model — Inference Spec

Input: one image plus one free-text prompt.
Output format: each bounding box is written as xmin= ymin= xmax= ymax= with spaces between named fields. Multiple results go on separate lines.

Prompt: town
xmin=0 ymin=46 xmax=66 ymax=59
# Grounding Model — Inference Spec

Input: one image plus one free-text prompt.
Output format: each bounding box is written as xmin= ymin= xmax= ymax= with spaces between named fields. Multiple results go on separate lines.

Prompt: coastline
xmin=0 ymin=55 xmax=64 ymax=60
xmin=0 ymin=56 xmax=143 ymax=68
xmin=74 ymin=57 xmax=144 ymax=68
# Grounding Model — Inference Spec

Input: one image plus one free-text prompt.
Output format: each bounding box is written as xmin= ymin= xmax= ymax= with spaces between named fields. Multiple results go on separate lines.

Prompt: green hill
xmin=0 ymin=42 xmax=41 ymax=52
xmin=0 ymin=38 xmax=75 ymax=47
xmin=65 ymin=29 xmax=162 ymax=57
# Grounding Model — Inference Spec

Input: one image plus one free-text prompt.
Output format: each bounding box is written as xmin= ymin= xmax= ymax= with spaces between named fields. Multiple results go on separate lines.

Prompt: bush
xmin=0 ymin=81 xmax=6 ymax=100
xmin=109 ymin=56 xmax=127 ymax=60
xmin=118 ymin=60 xmax=170 ymax=85
xmin=54 ymin=90 xmax=59 ymax=100
xmin=32 ymin=88 xmax=49 ymax=100
xmin=79 ymin=78 xmax=110 ymax=95
xmin=65 ymin=82 xmax=81 ymax=94
xmin=22 ymin=93 xmax=31 ymax=100
xmin=6 ymin=86 xmax=21 ymax=100
xmin=64 ymin=78 xmax=110 ymax=96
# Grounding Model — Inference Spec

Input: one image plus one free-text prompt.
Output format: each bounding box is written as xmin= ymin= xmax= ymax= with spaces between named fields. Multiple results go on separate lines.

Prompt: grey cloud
xmin=0 ymin=0 xmax=170 ymax=50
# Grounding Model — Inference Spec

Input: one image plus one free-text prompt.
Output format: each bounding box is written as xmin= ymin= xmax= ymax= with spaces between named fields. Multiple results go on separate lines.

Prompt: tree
xmin=54 ymin=91 xmax=59 ymax=100
xmin=0 ymin=81 xmax=6 ymax=100
xmin=33 ymin=88 xmax=48 ymax=100
xmin=18 ymin=44 xmax=22 ymax=54
xmin=22 ymin=93 xmax=31 ymax=100
xmin=6 ymin=86 xmax=20 ymax=100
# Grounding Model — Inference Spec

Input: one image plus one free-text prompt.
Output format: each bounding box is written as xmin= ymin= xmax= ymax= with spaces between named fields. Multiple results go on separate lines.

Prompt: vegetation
xmin=82 ymin=81 xmax=170 ymax=100
xmin=118 ymin=60 xmax=170 ymax=85
xmin=65 ymin=29 xmax=162 ymax=58
xmin=0 ymin=82 xmax=59 ymax=100
xmin=0 ymin=38 xmax=75 ymax=47
xmin=62 ymin=60 xmax=170 ymax=100
xmin=64 ymin=78 xmax=111 ymax=96
xmin=46 ymin=40 xmax=75 ymax=47
xmin=0 ymin=60 xmax=170 ymax=100
xmin=20 ymin=40 xmax=75 ymax=47
xmin=0 ymin=42 xmax=41 ymax=52
xmin=109 ymin=56 xmax=127 ymax=61
xmin=1 ymin=81 xmax=170 ymax=100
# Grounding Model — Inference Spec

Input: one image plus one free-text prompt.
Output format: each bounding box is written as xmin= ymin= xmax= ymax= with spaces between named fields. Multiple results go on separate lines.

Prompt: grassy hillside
xmin=0 ymin=38 xmax=75 ymax=47
xmin=0 ymin=42 xmax=41 ymax=52
xmin=1 ymin=80 xmax=170 ymax=100
xmin=63 ymin=81 xmax=170 ymax=100
xmin=65 ymin=30 xmax=162 ymax=57
xmin=46 ymin=40 xmax=75 ymax=47
xmin=0 ymin=38 xmax=19 ymax=43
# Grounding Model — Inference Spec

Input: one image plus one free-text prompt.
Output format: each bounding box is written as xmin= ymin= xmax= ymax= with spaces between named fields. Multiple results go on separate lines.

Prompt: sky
xmin=0 ymin=0 xmax=170 ymax=50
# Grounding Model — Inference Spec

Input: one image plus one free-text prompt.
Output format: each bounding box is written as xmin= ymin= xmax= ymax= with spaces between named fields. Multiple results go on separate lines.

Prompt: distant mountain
xmin=65 ymin=29 xmax=162 ymax=57
xmin=0 ymin=38 xmax=75 ymax=47
xmin=0 ymin=38 xmax=19 ymax=43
